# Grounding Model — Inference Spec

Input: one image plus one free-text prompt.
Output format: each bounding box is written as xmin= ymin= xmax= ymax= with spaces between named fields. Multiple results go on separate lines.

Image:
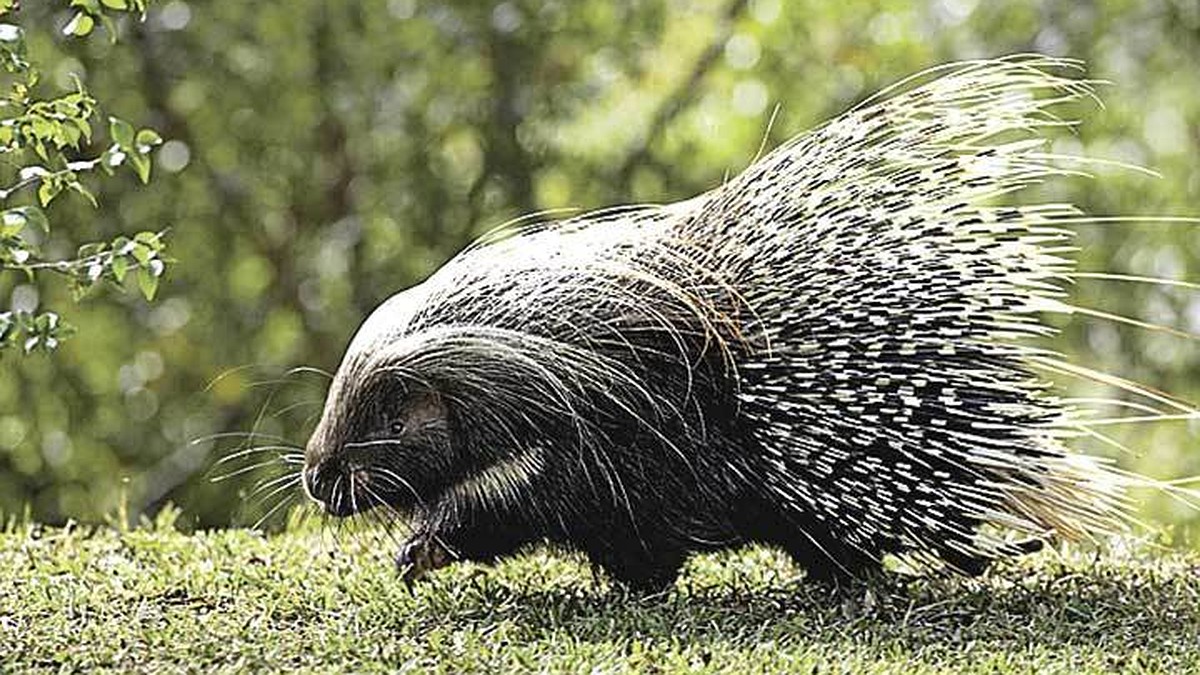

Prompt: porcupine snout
xmin=302 ymin=461 xmax=355 ymax=517
xmin=301 ymin=422 xmax=355 ymax=517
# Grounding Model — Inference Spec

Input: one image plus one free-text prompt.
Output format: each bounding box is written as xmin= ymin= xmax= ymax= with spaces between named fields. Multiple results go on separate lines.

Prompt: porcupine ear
xmin=369 ymin=365 xmax=450 ymax=432
xmin=394 ymin=389 xmax=448 ymax=435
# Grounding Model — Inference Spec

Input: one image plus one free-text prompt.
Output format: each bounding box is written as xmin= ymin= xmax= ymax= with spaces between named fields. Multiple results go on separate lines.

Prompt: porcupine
xmin=300 ymin=55 xmax=1189 ymax=591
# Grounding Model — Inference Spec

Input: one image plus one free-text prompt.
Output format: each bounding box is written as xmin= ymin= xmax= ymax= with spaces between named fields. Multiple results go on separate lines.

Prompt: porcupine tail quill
xmin=677 ymin=54 xmax=1199 ymax=571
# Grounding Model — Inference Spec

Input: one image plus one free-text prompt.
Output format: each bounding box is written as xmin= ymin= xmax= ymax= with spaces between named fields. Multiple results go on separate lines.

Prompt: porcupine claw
xmin=395 ymin=534 xmax=451 ymax=587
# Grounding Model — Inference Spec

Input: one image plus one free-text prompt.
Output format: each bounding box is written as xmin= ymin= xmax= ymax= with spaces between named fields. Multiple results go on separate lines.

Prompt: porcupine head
xmin=302 ymin=56 xmax=1183 ymax=591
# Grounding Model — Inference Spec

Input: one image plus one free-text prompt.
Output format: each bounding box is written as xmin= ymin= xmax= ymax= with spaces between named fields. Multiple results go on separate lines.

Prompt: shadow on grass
xmin=389 ymin=550 xmax=1200 ymax=657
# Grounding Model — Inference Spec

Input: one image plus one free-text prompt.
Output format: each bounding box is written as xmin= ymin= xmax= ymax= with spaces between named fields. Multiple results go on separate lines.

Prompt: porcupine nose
xmin=301 ymin=463 xmax=323 ymax=503
xmin=303 ymin=422 xmax=341 ymax=513
xmin=303 ymin=461 xmax=355 ymax=516
xmin=303 ymin=424 xmax=353 ymax=516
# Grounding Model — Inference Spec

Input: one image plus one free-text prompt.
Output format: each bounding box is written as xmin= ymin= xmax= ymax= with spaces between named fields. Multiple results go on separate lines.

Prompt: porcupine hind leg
xmin=773 ymin=528 xmax=883 ymax=587
xmin=735 ymin=498 xmax=882 ymax=586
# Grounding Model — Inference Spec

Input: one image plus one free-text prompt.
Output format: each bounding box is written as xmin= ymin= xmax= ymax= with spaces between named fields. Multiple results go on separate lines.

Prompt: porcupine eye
xmin=376 ymin=390 xmax=446 ymax=441
xmin=388 ymin=417 xmax=406 ymax=437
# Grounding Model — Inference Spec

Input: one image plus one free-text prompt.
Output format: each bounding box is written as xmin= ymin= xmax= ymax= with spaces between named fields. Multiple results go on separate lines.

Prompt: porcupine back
xmin=688 ymin=57 xmax=1130 ymax=573
xmin=368 ymin=55 xmax=1173 ymax=582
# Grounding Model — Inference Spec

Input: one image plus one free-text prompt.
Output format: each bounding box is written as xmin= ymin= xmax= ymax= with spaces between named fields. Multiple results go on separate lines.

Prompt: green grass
xmin=2 ymin=516 xmax=1199 ymax=673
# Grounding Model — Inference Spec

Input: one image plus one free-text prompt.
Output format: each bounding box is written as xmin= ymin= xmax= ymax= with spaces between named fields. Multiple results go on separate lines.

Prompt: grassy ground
xmin=2 ymin=516 xmax=1199 ymax=673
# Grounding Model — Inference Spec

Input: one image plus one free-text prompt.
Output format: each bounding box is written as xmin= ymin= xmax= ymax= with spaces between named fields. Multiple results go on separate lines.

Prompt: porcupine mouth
xmin=304 ymin=462 xmax=418 ymax=520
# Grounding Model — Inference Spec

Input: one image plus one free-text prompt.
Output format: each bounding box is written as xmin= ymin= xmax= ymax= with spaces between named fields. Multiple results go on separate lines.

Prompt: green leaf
xmin=31 ymin=117 xmax=54 ymax=140
xmin=108 ymin=117 xmax=135 ymax=149
xmin=98 ymin=13 xmax=119 ymax=45
xmin=63 ymin=12 xmax=95 ymax=37
xmin=68 ymin=181 xmax=98 ymax=207
xmin=135 ymin=128 xmax=163 ymax=154
xmin=134 ymin=231 xmax=160 ymax=246
xmin=31 ymin=139 xmax=49 ymax=163
xmin=78 ymin=242 xmax=105 ymax=258
xmin=37 ymin=179 xmax=61 ymax=207
xmin=74 ymin=117 xmax=93 ymax=144
xmin=58 ymin=122 xmax=82 ymax=148
xmin=111 ymin=255 xmax=128 ymax=282
xmin=130 ymin=153 xmax=151 ymax=183
xmin=130 ymin=241 xmax=150 ymax=263
xmin=137 ymin=266 xmax=158 ymax=301
xmin=101 ymin=0 xmax=129 ymax=9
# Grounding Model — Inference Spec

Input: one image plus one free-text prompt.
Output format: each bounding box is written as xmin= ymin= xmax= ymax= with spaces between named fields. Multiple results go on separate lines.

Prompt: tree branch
xmin=613 ymin=0 xmax=750 ymax=192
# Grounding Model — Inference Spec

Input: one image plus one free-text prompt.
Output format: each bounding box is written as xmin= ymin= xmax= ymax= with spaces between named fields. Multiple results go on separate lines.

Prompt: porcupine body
xmin=302 ymin=56 xmax=1148 ymax=590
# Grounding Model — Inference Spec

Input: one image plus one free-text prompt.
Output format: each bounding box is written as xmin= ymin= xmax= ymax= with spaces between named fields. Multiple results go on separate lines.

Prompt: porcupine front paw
xmin=395 ymin=534 xmax=452 ymax=585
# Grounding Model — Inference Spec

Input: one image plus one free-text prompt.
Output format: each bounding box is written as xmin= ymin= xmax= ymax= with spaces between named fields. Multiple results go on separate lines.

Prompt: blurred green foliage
xmin=0 ymin=0 xmax=1197 ymax=539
